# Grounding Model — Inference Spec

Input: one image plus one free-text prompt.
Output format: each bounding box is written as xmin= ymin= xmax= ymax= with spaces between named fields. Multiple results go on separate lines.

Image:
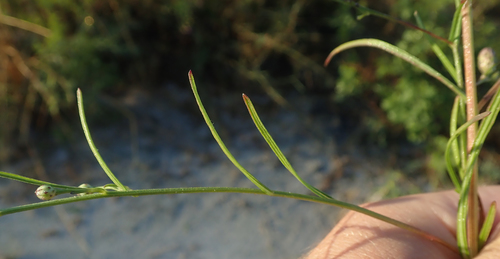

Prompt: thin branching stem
xmin=0 ymin=186 xmax=458 ymax=253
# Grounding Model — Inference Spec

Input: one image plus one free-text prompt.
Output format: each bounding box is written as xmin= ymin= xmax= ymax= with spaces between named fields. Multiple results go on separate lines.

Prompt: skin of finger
xmin=305 ymin=186 xmax=500 ymax=259
xmin=475 ymin=186 xmax=500 ymax=259
xmin=477 ymin=220 xmax=500 ymax=259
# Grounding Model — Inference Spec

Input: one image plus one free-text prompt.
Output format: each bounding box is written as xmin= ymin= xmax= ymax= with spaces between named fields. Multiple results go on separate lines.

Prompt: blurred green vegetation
xmin=1 ymin=0 xmax=500 ymax=183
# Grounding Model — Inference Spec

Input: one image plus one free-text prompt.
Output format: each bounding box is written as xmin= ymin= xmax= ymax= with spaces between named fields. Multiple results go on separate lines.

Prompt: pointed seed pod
xmin=478 ymin=47 xmax=498 ymax=76
xmin=35 ymin=185 xmax=57 ymax=201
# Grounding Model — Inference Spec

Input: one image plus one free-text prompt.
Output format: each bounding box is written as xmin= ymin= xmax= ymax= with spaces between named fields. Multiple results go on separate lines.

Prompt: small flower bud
xmin=35 ymin=185 xmax=56 ymax=201
xmin=77 ymin=183 xmax=93 ymax=196
xmin=478 ymin=47 xmax=497 ymax=76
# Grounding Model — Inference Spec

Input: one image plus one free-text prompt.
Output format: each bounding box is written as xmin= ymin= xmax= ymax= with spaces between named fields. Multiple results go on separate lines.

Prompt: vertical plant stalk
xmin=461 ymin=1 xmax=479 ymax=257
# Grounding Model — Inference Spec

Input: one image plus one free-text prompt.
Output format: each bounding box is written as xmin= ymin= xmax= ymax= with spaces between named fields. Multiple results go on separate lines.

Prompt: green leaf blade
xmin=324 ymin=39 xmax=465 ymax=100
xmin=479 ymin=201 xmax=496 ymax=250
xmin=445 ymin=111 xmax=491 ymax=192
xmin=77 ymin=89 xmax=127 ymax=191
xmin=242 ymin=94 xmax=331 ymax=200
xmin=0 ymin=171 xmax=74 ymax=189
xmin=188 ymin=71 xmax=273 ymax=195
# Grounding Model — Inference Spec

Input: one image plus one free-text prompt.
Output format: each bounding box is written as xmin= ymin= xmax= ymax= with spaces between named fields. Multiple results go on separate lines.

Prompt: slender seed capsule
xmin=35 ymin=185 xmax=57 ymax=201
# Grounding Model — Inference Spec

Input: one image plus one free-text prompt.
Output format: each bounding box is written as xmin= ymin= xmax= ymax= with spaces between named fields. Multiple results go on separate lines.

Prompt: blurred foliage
xmin=0 ymin=0 xmax=500 ymax=172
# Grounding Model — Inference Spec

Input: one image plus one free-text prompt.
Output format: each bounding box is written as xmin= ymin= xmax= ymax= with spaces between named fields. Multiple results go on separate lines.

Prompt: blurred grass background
xmin=1 ymin=0 xmax=500 ymax=187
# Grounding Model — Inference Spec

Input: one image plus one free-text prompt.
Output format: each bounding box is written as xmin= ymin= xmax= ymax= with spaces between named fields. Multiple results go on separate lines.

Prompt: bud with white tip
xmin=35 ymin=185 xmax=57 ymax=201
xmin=478 ymin=47 xmax=497 ymax=77
xmin=77 ymin=183 xmax=93 ymax=196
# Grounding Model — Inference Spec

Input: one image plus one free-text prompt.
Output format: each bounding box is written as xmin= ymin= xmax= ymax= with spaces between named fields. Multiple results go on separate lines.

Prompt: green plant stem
xmin=451 ymin=41 xmax=467 ymax=181
xmin=452 ymin=44 xmax=464 ymax=89
xmin=0 ymin=185 xmax=458 ymax=253
xmin=0 ymin=170 xmax=76 ymax=189
xmin=450 ymin=18 xmax=467 ymax=180
xmin=460 ymin=1 xmax=479 ymax=257
xmin=413 ymin=11 xmax=457 ymax=83
xmin=445 ymin=111 xmax=491 ymax=191
xmin=77 ymin=89 xmax=128 ymax=191
xmin=449 ymin=1 xmax=465 ymax=42
xmin=457 ymin=76 xmax=500 ymax=258
xmin=450 ymin=97 xmax=461 ymax=169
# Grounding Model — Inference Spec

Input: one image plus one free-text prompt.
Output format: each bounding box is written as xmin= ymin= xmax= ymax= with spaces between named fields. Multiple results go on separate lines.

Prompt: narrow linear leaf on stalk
xmin=242 ymin=93 xmax=331 ymax=199
xmin=188 ymin=71 xmax=273 ymax=195
xmin=445 ymin=111 xmax=491 ymax=192
xmin=324 ymin=39 xmax=465 ymax=100
xmin=450 ymin=97 xmax=462 ymax=168
xmin=77 ymin=89 xmax=127 ymax=191
xmin=414 ymin=11 xmax=457 ymax=83
xmin=0 ymin=171 xmax=75 ymax=189
xmin=449 ymin=1 xmax=465 ymax=42
xmin=479 ymin=201 xmax=496 ymax=249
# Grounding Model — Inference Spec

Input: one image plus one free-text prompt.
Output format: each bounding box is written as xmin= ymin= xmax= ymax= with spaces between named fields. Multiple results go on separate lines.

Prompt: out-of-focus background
xmin=1 ymin=1 xmax=500 ymax=258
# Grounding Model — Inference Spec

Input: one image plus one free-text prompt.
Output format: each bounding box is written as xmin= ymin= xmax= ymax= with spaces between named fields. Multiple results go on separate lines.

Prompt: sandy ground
xmin=0 ymin=84 xmax=429 ymax=259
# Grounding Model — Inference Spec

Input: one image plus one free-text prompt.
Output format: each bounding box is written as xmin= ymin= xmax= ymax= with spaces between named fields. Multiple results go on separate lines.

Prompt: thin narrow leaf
xmin=449 ymin=1 xmax=464 ymax=42
xmin=445 ymin=111 xmax=490 ymax=191
xmin=77 ymin=89 xmax=128 ymax=191
xmin=479 ymin=201 xmax=496 ymax=249
xmin=242 ymin=94 xmax=331 ymax=199
xmin=0 ymin=171 xmax=76 ymax=189
xmin=458 ymin=101 xmax=468 ymax=178
xmin=450 ymin=0 xmax=464 ymax=89
xmin=452 ymin=43 xmax=464 ymax=89
xmin=450 ymin=97 xmax=461 ymax=167
xmin=472 ymin=88 xmax=500 ymax=156
xmin=414 ymin=11 xmax=457 ymax=83
xmin=187 ymin=71 xmax=273 ymax=195
xmin=457 ymin=187 xmax=471 ymax=258
xmin=324 ymin=39 xmax=465 ymax=100
xmin=431 ymin=45 xmax=458 ymax=83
